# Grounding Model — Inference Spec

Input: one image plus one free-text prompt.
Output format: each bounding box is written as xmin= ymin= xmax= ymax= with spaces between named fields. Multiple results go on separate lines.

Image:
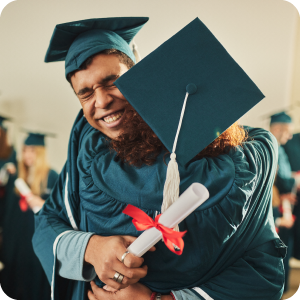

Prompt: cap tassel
xmin=132 ymin=41 xmax=141 ymax=63
xmin=161 ymin=92 xmax=190 ymax=232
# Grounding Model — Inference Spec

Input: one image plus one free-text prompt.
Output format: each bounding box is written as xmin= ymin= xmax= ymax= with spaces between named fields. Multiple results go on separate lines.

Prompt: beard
xmin=110 ymin=102 xmax=164 ymax=167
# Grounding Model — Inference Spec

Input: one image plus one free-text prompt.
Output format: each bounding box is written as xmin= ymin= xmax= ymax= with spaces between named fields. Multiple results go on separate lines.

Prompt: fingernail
xmin=103 ymin=285 xmax=107 ymax=290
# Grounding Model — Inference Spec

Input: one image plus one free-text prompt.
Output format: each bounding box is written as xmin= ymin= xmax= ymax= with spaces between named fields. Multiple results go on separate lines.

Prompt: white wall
xmin=0 ymin=0 xmax=298 ymax=171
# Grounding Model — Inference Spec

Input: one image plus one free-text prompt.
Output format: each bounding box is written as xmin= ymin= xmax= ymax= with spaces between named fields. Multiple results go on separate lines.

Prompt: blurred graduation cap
xmin=44 ymin=17 xmax=149 ymax=78
xmin=0 ymin=115 xmax=12 ymax=131
xmin=260 ymin=106 xmax=295 ymax=124
xmin=270 ymin=112 xmax=292 ymax=124
xmin=115 ymin=17 xmax=264 ymax=216
xmin=22 ymin=131 xmax=56 ymax=146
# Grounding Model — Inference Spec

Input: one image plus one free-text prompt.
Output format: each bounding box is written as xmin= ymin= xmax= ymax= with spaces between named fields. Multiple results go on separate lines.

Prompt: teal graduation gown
xmin=283 ymin=133 xmax=300 ymax=172
xmin=274 ymin=146 xmax=295 ymax=291
xmin=0 ymin=149 xmax=17 ymax=229
xmin=1 ymin=168 xmax=58 ymax=300
xmin=283 ymin=133 xmax=300 ymax=260
xmin=33 ymin=110 xmax=285 ymax=300
xmin=275 ymin=146 xmax=296 ymax=194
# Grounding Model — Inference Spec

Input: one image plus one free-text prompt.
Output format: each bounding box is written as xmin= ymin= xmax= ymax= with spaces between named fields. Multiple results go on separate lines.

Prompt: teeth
xmin=103 ymin=111 xmax=123 ymax=124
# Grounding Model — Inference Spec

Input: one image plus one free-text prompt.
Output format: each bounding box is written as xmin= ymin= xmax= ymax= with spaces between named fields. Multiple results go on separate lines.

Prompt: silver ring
xmin=116 ymin=274 xmax=124 ymax=284
xmin=121 ymin=251 xmax=130 ymax=264
xmin=113 ymin=272 xmax=120 ymax=282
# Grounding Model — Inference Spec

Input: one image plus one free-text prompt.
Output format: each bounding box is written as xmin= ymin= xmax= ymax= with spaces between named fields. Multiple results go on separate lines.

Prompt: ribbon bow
xmin=19 ymin=194 xmax=29 ymax=212
xmin=123 ymin=204 xmax=187 ymax=255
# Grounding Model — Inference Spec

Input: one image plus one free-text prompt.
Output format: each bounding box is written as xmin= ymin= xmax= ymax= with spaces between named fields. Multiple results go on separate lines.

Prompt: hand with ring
xmin=84 ymin=235 xmax=156 ymax=290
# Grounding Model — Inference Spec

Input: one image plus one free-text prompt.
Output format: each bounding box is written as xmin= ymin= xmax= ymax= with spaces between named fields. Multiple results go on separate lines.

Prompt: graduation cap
xmin=259 ymin=104 xmax=297 ymax=122
xmin=115 ymin=17 xmax=264 ymax=218
xmin=23 ymin=131 xmax=56 ymax=146
xmin=270 ymin=112 xmax=292 ymax=124
xmin=44 ymin=17 xmax=149 ymax=78
xmin=0 ymin=115 xmax=12 ymax=131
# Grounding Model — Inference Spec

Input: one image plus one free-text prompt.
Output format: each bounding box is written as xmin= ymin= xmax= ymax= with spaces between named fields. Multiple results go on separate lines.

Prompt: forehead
xmin=71 ymin=54 xmax=128 ymax=88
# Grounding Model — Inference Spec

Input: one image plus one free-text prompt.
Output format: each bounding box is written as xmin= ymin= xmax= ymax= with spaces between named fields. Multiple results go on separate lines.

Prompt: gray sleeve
xmin=56 ymin=231 xmax=97 ymax=281
xmin=172 ymin=289 xmax=206 ymax=300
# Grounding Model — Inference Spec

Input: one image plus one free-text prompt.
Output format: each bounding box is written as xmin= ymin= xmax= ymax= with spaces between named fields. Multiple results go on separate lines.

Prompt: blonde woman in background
xmin=1 ymin=132 xmax=58 ymax=300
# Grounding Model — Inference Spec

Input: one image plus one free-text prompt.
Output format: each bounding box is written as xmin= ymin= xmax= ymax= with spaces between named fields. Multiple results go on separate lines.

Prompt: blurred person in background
xmin=283 ymin=131 xmax=300 ymax=263
xmin=0 ymin=115 xmax=17 ymax=281
xmin=1 ymin=132 xmax=58 ymax=300
xmin=269 ymin=112 xmax=300 ymax=292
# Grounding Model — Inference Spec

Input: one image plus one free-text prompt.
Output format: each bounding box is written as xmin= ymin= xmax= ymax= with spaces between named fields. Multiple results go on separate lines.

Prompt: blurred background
xmin=0 ymin=0 xmax=299 ymax=171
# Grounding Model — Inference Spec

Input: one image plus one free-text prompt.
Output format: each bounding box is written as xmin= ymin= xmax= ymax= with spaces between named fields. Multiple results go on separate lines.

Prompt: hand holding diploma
xmin=15 ymin=178 xmax=43 ymax=213
xmin=124 ymin=182 xmax=209 ymax=256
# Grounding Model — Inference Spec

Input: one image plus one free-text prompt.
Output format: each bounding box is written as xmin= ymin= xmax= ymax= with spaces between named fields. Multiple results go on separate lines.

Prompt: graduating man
xmin=33 ymin=17 xmax=285 ymax=300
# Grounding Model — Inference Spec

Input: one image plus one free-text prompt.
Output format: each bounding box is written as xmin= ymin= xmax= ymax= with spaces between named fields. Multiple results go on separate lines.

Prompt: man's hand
xmin=277 ymin=217 xmax=295 ymax=229
xmin=5 ymin=163 xmax=16 ymax=175
xmin=280 ymin=193 xmax=297 ymax=205
xmin=85 ymin=235 xmax=155 ymax=290
xmin=87 ymin=281 xmax=173 ymax=300
xmin=27 ymin=194 xmax=45 ymax=210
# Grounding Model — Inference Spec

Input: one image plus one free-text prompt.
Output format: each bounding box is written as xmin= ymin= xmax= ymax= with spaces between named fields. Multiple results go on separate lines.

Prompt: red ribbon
xmin=123 ymin=204 xmax=187 ymax=255
xmin=19 ymin=194 xmax=28 ymax=212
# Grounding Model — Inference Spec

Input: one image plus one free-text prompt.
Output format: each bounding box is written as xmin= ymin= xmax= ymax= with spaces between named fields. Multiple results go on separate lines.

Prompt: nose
xmin=94 ymin=87 xmax=113 ymax=109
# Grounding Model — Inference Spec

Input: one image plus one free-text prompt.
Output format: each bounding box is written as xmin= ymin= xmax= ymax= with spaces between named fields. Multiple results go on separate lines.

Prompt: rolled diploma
xmin=282 ymin=199 xmax=293 ymax=220
xmin=15 ymin=178 xmax=41 ymax=213
xmin=127 ymin=182 xmax=209 ymax=257
xmin=0 ymin=167 xmax=9 ymax=186
xmin=15 ymin=178 xmax=32 ymax=196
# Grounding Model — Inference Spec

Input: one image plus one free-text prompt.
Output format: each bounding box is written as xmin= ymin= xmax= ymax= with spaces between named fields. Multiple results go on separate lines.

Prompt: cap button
xmin=186 ymin=83 xmax=197 ymax=95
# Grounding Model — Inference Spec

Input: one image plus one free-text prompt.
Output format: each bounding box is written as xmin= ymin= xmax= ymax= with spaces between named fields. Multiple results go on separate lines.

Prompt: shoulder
xmin=77 ymin=130 xmax=112 ymax=186
xmin=188 ymin=127 xmax=277 ymax=211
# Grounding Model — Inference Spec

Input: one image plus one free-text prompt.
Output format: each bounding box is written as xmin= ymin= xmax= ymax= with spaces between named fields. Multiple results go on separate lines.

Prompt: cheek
xmin=111 ymin=89 xmax=126 ymax=100
xmin=81 ymin=102 xmax=95 ymax=120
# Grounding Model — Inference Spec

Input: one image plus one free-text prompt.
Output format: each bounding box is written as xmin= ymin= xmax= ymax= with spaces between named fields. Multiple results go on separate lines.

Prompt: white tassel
xmin=161 ymin=92 xmax=190 ymax=232
xmin=162 ymin=153 xmax=180 ymax=231
xmin=132 ymin=41 xmax=141 ymax=63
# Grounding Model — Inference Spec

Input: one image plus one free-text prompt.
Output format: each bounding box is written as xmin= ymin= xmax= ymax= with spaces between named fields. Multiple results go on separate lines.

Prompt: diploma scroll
xmin=127 ymin=183 xmax=209 ymax=257
xmin=282 ymin=199 xmax=293 ymax=220
xmin=15 ymin=178 xmax=41 ymax=213
xmin=15 ymin=178 xmax=32 ymax=196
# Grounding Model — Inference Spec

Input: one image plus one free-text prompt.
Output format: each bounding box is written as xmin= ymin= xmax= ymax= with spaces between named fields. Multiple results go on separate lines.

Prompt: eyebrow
xmin=76 ymin=74 xmax=120 ymax=96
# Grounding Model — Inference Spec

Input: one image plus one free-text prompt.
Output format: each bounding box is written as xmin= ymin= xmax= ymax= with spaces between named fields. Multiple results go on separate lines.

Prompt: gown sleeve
xmin=32 ymin=164 xmax=77 ymax=297
xmin=56 ymin=231 xmax=96 ymax=281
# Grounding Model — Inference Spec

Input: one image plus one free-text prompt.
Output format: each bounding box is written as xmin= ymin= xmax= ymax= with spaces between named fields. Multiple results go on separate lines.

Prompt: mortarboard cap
xmin=44 ymin=17 xmax=149 ymax=78
xmin=270 ymin=112 xmax=292 ymax=124
xmin=115 ymin=17 xmax=265 ymax=166
xmin=24 ymin=131 xmax=55 ymax=146
xmin=0 ymin=115 xmax=12 ymax=131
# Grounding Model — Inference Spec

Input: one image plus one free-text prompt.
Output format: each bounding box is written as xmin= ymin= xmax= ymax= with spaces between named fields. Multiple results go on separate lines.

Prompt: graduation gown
xmin=33 ymin=110 xmax=285 ymax=300
xmin=1 ymin=168 xmax=58 ymax=300
xmin=275 ymin=146 xmax=296 ymax=194
xmin=0 ymin=149 xmax=17 ymax=229
xmin=283 ymin=133 xmax=300 ymax=172
xmin=283 ymin=133 xmax=300 ymax=260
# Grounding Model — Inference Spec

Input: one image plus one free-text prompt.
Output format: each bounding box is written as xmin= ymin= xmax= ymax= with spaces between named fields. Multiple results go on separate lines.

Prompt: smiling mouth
xmin=102 ymin=110 xmax=124 ymax=124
